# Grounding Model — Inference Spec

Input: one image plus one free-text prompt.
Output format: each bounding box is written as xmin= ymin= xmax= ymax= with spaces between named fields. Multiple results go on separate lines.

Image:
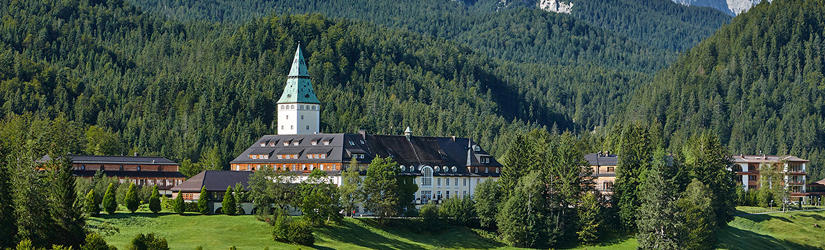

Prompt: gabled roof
xmin=171 ymin=170 xmax=252 ymax=193
xmin=585 ymin=153 xmax=618 ymax=166
xmin=277 ymin=44 xmax=320 ymax=104
xmin=39 ymin=154 xmax=178 ymax=165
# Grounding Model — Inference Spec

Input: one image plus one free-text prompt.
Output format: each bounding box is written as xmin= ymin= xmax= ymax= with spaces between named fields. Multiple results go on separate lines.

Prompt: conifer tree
xmin=614 ymin=123 xmax=653 ymax=232
xmin=636 ymin=154 xmax=683 ymax=250
xmin=49 ymin=156 xmax=86 ymax=247
xmin=497 ymin=172 xmax=548 ymax=248
xmin=149 ymin=186 xmax=161 ymax=214
xmin=198 ymin=186 xmax=210 ymax=215
xmin=173 ymin=191 xmax=185 ymax=214
xmin=125 ymin=183 xmax=139 ymax=213
xmin=577 ymin=192 xmax=602 ymax=244
xmin=85 ymin=189 xmax=100 ymax=216
xmin=474 ymin=178 xmax=502 ymax=229
xmin=102 ymin=183 xmax=117 ymax=214
xmin=222 ymin=186 xmax=236 ymax=215
xmin=683 ymin=132 xmax=736 ymax=226
xmin=677 ymin=179 xmax=716 ymax=250
xmin=361 ymin=156 xmax=399 ymax=223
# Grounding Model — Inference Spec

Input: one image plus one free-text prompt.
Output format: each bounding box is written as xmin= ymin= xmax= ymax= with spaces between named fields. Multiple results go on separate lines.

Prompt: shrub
xmin=128 ymin=233 xmax=169 ymax=250
xmin=222 ymin=186 xmax=236 ymax=215
xmin=125 ymin=183 xmax=140 ymax=213
xmin=420 ymin=203 xmax=440 ymax=230
xmin=286 ymin=219 xmax=315 ymax=246
xmin=173 ymin=191 xmax=185 ymax=214
xmin=102 ymin=183 xmax=118 ymax=214
xmin=81 ymin=233 xmax=117 ymax=250
xmin=16 ymin=239 xmax=33 ymax=250
xmin=86 ymin=189 xmax=100 ymax=216
xmin=198 ymin=186 xmax=209 ymax=215
xmin=149 ymin=186 xmax=161 ymax=213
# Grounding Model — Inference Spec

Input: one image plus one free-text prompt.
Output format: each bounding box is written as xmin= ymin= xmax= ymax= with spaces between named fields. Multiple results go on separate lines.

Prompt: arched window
xmin=451 ymin=166 xmax=457 ymax=173
xmin=421 ymin=166 xmax=433 ymax=187
xmin=434 ymin=166 xmax=440 ymax=172
xmin=400 ymin=165 xmax=406 ymax=171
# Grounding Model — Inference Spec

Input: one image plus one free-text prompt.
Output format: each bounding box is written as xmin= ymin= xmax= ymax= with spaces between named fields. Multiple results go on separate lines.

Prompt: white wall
xmin=277 ymin=103 xmax=320 ymax=135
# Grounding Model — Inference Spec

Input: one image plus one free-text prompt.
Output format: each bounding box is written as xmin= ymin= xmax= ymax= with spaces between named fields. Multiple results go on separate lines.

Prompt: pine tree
xmin=497 ymin=172 xmax=548 ymax=248
xmin=125 ymin=183 xmax=139 ymax=213
xmin=0 ymin=156 xmax=15 ymax=248
xmin=102 ymin=183 xmax=117 ymax=215
xmin=222 ymin=186 xmax=236 ymax=215
xmin=677 ymin=179 xmax=716 ymax=250
xmin=683 ymin=132 xmax=736 ymax=226
xmin=85 ymin=190 xmax=100 ymax=216
xmin=636 ymin=155 xmax=683 ymax=250
xmin=198 ymin=186 xmax=210 ymax=215
xmin=577 ymin=192 xmax=602 ymax=244
xmin=615 ymin=123 xmax=653 ymax=232
xmin=173 ymin=191 xmax=185 ymax=214
xmin=149 ymin=186 xmax=161 ymax=214
xmin=49 ymin=156 xmax=86 ymax=247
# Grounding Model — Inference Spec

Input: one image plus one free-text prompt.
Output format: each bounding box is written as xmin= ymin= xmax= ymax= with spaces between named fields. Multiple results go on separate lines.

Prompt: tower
xmin=277 ymin=44 xmax=321 ymax=135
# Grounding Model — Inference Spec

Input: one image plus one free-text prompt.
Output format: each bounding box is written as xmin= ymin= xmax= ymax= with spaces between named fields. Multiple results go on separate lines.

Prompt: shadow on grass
xmin=736 ymin=213 xmax=792 ymax=223
xmin=717 ymin=226 xmax=819 ymax=250
xmin=315 ymin=219 xmax=426 ymax=250
xmin=796 ymin=213 xmax=825 ymax=221
xmin=315 ymin=218 xmax=503 ymax=249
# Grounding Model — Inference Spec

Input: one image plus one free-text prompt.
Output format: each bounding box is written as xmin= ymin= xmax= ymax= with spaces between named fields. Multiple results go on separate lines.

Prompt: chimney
xmin=404 ymin=127 xmax=412 ymax=140
xmin=451 ymin=136 xmax=456 ymax=142
xmin=359 ymin=129 xmax=367 ymax=140
xmin=134 ymin=152 xmax=138 ymax=157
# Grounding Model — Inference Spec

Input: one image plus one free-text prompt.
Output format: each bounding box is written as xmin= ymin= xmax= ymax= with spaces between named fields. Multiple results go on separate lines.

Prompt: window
xmin=422 ymin=166 xmax=433 ymax=186
xmin=474 ymin=167 xmax=478 ymax=173
xmin=437 ymin=178 xmax=441 ymax=187
xmin=446 ymin=191 xmax=450 ymax=199
xmin=301 ymin=115 xmax=304 ymax=120
xmin=454 ymin=178 xmax=458 ymax=186
xmin=306 ymin=125 xmax=309 ymax=130
xmin=286 ymin=115 xmax=289 ymax=119
xmin=435 ymin=166 xmax=440 ymax=172
xmin=323 ymin=140 xmax=330 ymax=145
xmin=401 ymin=165 xmax=406 ymax=171
xmin=349 ymin=141 xmax=355 ymax=146
xmin=451 ymin=166 xmax=457 ymax=173
xmin=260 ymin=142 xmax=266 ymax=147
xmin=485 ymin=167 xmax=489 ymax=174
xmin=463 ymin=179 xmax=467 ymax=186
xmin=421 ymin=191 xmax=432 ymax=204
xmin=308 ymin=154 xmax=314 ymax=159
xmin=446 ymin=178 xmax=450 ymax=186
xmin=607 ymin=167 xmax=615 ymax=172
xmin=495 ymin=167 xmax=499 ymax=174
xmin=290 ymin=125 xmax=294 ymax=130
xmin=320 ymin=154 xmax=326 ymax=159
xmin=359 ymin=154 xmax=365 ymax=159
xmin=293 ymin=141 xmax=299 ymax=145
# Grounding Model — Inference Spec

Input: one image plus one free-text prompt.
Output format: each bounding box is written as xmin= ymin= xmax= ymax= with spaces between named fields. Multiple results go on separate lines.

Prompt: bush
xmin=420 ymin=203 xmax=440 ymax=230
xmin=149 ymin=186 xmax=161 ymax=213
xmin=173 ymin=191 xmax=185 ymax=214
xmin=272 ymin=210 xmax=314 ymax=246
xmin=103 ymin=183 xmax=118 ymax=214
xmin=198 ymin=186 xmax=209 ymax=215
xmin=81 ymin=233 xmax=117 ymax=250
xmin=286 ymin=219 xmax=315 ymax=246
xmin=125 ymin=183 xmax=140 ymax=213
xmin=129 ymin=233 xmax=169 ymax=250
xmin=85 ymin=189 xmax=101 ymax=216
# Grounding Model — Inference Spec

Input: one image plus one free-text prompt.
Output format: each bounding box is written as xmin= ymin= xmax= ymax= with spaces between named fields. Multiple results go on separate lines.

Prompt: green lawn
xmin=87 ymin=212 xmax=510 ymax=249
xmin=87 ymin=208 xmax=825 ymax=249
xmin=716 ymin=208 xmax=825 ymax=249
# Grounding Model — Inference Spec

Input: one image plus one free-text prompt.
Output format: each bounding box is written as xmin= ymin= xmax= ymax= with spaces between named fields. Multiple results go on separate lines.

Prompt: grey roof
xmin=72 ymin=170 xmax=185 ymax=179
xmin=171 ymin=171 xmax=252 ymax=193
xmin=585 ymin=153 xmax=618 ymax=166
xmin=230 ymin=133 xmax=501 ymax=177
xmin=39 ymin=154 xmax=178 ymax=165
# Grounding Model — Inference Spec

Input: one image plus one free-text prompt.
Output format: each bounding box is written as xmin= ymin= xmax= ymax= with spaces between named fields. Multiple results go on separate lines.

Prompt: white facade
xmin=277 ymin=103 xmax=320 ymax=135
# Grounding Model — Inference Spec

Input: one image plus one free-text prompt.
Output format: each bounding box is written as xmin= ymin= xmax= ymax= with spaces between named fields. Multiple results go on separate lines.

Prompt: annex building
xmin=732 ymin=154 xmax=809 ymax=197
xmin=227 ymin=44 xmax=502 ymax=206
xmin=39 ymin=154 xmax=186 ymax=194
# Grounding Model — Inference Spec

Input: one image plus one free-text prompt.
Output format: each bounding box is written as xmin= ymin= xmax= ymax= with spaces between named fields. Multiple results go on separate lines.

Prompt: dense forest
xmin=624 ymin=0 xmax=825 ymax=181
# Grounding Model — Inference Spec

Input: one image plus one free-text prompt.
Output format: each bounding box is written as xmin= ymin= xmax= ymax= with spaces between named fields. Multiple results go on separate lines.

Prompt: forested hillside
xmin=130 ymin=0 xmax=673 ymax=72
xmin=0 ymin=0 xmax=644 ymax=169
xmin=624 ymin=0 xmax=825 ymax=180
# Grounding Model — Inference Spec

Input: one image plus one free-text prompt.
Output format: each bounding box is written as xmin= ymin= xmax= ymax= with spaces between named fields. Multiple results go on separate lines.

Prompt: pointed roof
xmin=288 ymin=44 xmax=309 ymax=77
xmin=278 ymin=44 xmax=320 ymax=104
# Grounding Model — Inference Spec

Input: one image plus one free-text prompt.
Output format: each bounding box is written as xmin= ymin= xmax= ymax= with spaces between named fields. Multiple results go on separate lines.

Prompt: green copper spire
xmin=278 ymin=44 xmax=320 ymax=104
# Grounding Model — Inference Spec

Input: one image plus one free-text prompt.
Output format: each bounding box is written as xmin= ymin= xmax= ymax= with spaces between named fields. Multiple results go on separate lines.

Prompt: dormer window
xmin=308 ymin=154 xmax=314 ymax=159
xmin=251 ymin=155 xmax=258 ymax=159
xmin=451 ymin=166 xmax=457 ymax=173
xmin=323 ymin=140 xmax=330 ymax=145
xmin=311 ymin=140 xmax=317 ymax=145
xmin=400 ymin=165 xmax=406 ymax=171
xmin=495 ymin=167 xmax=500 ymax=174
xmin=283 ymin=141 xmax=290 ymax=146
xmin=349 ymin=141 xmax=355 ymax=146
xmin=293 ymin=141 xmax=299 ymax=146
xmin=260 ymin=142 xmax=266 ymax=147
xmin=277 ymin=155 xmax=283 ymax=159
xmin=320 ymin=154 xmax=326 ymax=159
xmin=473 ymin=145 xmax=481 ymax=152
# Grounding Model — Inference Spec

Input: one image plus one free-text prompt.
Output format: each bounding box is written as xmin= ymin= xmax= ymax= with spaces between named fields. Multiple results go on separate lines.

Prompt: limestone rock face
xmin=537 ymin=0 xmax=573 ymax=14
xmin=671 ymin=0 xmax=769 ymax=16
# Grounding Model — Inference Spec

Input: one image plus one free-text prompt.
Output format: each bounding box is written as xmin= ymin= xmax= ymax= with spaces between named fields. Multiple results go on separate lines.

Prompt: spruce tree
xmin=49 ymin=156 xmax=86 ymax=247
xmin=474 ymin=178 xmax=501 ymax=229
xmin=198 ymin=186 xmax=210 ymax=215
xmin=683 ymin=132 xmax=737 ymax=226
xmin=125 ymin=183 xmax=139 ymax=213
xmin=677 ymin=179 xmax=716 ymax=250
xmin=85 ymin=189 xmax=100 ymax=216
xmin=0 ymin=156 xmax=15 ymax=248
xmin=102 ymin=183 xmax=117 ymax=214
xmin=173 ymin=191 xmax=185 ymax=214
xmin=149 ymin=186 xmax=161 ymax=214
xmin=497 ymin=172 xmax=548 ymax=248
xmin=636 ymin=155 xmax=683 ymax=250
xmin=222 ymin=186 xmax=236 ymax=215
xmin=614 ymin=123 xmax=653 ymax=232
xmin=577 ymin=192 xmax=602 ymax=244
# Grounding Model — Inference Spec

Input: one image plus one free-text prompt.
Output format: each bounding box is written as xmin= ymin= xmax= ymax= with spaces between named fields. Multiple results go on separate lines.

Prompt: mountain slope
xmin=625 ymin=0 xmax=825 ymax=180
xmin=672 ymin=0 xmax=767 ymax=16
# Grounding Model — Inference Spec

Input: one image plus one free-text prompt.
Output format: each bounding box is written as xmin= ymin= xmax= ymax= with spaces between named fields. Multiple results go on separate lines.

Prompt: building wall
xmin=277 ymin=103 xmax=320 ymax=135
